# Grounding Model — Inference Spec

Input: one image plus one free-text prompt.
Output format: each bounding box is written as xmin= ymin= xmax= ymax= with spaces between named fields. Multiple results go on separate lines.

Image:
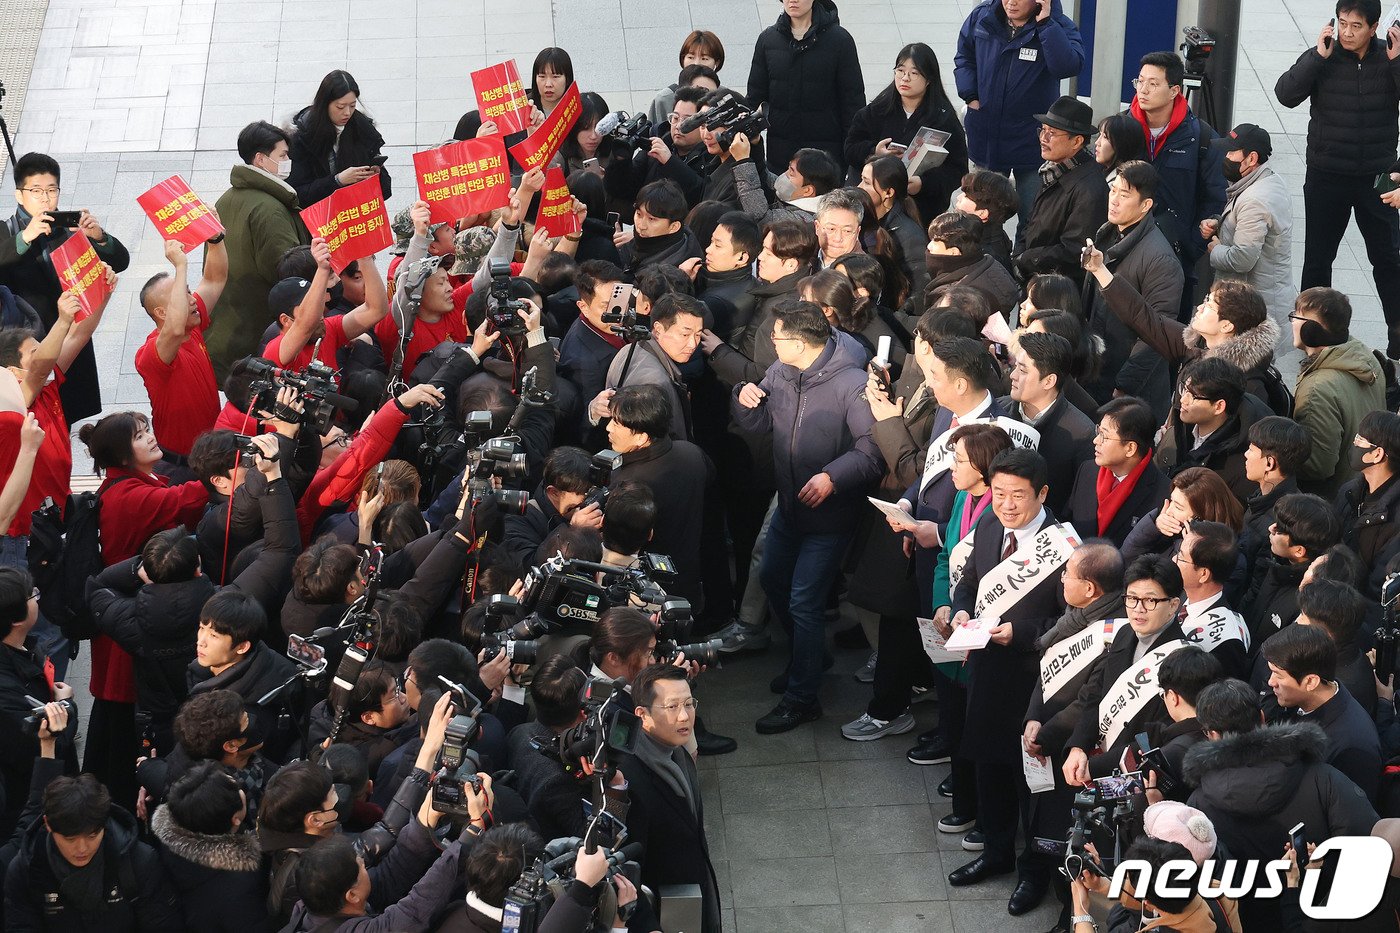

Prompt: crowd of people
xmin=5 ymin=0 xmax=1400 ymax=930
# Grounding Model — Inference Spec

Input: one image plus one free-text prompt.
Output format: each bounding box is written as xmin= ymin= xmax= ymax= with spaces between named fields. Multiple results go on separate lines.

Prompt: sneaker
xmin=938 ymin=813 xmax=976 ymax=833
xmin=962 ymin=829 xmax=985 ymax=852
xmin=853 ymin=650 xmax=878 ymax=683
xmin=755 ymin=700 xmax=822 ymax=734
xmin=716 ymin=620 xmax=771 ymax=655
xmin=840 ymin=711 xmax=915 ymax=741
xmin=906 ymin=738 xmax=953 ymax=766
xmin=936 ymin=774 xmax=953 ymax=798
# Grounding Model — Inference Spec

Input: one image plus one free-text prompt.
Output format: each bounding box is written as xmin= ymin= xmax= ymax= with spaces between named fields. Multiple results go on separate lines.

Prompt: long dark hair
xmin=869 ymin=43 xmax=953 ymax=118
xmin=849 ymin=187 xmax=911 ymax=310
xmin=560 ymin=92 xmax=610 ymax=165
xmin=1099 ymin=114 xmax=1147 ymax=170
xmin=528 ymin=48 xmax=575 ymax=108
xmin=865 ymin=154 xmax=922 ymax=227
xmin=300 ymin=70 xmax=368 ymax=156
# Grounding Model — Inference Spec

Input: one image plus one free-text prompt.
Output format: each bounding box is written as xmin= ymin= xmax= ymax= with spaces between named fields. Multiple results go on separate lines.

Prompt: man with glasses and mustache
xmin=0 ymin=152 xmax=131 ymax=422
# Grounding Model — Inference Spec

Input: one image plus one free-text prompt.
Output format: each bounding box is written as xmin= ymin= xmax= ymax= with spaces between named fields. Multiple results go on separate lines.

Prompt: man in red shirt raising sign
xmin=262 ymin=237 xmax=389 ymax=374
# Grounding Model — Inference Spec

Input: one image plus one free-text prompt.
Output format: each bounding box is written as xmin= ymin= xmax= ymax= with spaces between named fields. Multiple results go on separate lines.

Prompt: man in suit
xmin=944 ymin=449 xmax=1065 ymax=918
xmin=1066 ymin=396 xmax=1170 ymax=548
xmin=1001 ymin=331 xmax=1094 ymax=516
xmin=622 ymin=664 xmax=721 ymax=933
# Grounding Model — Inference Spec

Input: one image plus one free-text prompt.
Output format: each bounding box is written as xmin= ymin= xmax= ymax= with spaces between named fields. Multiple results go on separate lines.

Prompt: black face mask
xmin=327 ymin=281 xmax=346 ymax=308
xmin=1351 ymin=444 xmax=1379 ymax=473
xmin=1222 ymin=158 xmax=1243 ymax=184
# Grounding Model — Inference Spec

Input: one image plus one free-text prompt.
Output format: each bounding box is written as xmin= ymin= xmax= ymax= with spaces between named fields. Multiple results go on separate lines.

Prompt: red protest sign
xmin=298 ymin=175 xmax=394 ymax=274
xmin=534 ymin=167 xmax=580 ymax=239
xmin=509 ymin=82 xmax=581 ymax=173
xmin=472 ymin=60 xmax=531 ymax=135
xmin=50 ymin=232 xmax=111 ymax=321
xmin=412 ymin=136 xmax=511 ymax=225
xmin=135 ymin=175 xmax=225 ymax=252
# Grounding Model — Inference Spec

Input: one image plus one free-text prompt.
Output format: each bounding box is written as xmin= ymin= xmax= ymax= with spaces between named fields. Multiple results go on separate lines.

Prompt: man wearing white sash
xmin=1062 ymin=555 xmax=1187 ymax=788
xmin=944 ymin=449 xmax=1067 ymax=914
xmin=1172 ymin=521 xmax=1250 ymax=679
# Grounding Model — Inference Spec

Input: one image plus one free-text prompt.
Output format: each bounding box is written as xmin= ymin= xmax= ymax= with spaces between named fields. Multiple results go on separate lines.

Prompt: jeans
xmin=759 ymin=506 xmax=849 ymax=708
xmin=0 ymin=534 xmax=69 ymax=681
xmin=738 ymin=495 xmax=778 ymax=628
xmin=1302 ymin=167 xmax=1400 ymax=355
xmin=1007 ymin=163 xmax=1043 ymax=232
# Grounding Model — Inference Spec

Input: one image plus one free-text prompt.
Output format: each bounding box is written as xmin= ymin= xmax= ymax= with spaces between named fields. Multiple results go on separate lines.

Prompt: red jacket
xmin=296 ymin=399 xmax=408 ymax=543
xmin=89 ymin=468 xmax=209 ymax=702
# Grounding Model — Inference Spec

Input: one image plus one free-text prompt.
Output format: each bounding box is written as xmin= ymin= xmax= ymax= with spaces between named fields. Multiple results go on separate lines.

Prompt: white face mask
xmin=275 ymin=158 xmax=292 ymax=180
xmin=774 ymin=173 xmax=799 ymax=203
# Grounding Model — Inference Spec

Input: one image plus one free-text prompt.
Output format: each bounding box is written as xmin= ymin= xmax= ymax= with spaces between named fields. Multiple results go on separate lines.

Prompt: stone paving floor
xmin=7 ymin=0 xmax=1387 ymax=930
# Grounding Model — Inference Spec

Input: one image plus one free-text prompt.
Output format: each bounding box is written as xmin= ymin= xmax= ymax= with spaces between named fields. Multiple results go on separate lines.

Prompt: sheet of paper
xmin=867 ymin=496 xmax=914 ymax=526
xmin=916 ymin=617 xmax=968 ymax=665
xmin=945 ymin=614 xmax=999 ymax=651
xmin=1023 ymin=747 xmax=1056 ymax=794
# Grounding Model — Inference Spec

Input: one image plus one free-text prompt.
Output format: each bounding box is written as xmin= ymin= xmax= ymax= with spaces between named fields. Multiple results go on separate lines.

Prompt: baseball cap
xmin=1213 ymin=123 xmax=1272 ymax=160
xmin=267 ymin=277 xmax=312 ymax=319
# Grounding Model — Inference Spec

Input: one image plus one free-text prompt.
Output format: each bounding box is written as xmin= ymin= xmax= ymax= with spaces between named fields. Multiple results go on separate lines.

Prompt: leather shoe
xmin=1008 ymin=879 xmax=1049 ymax=916
xmin=906 ymin=738 xmax=952 ymax=766
xmin=755 ymin=701 xmax=821 ymax=734
xmin=947 ymin=855 xmax=1014 ymax=887
xmin=937 ymin=774 xmax=954 ymax=797
xmin=694 ymin=722 xmax=737 ymax=756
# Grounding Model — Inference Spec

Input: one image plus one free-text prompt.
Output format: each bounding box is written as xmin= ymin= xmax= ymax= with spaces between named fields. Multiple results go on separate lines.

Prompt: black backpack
xmin=27 ymin=478 xmax=130 ymax=642
xmin=1256 ymin=363 xmax=1294 ymax=418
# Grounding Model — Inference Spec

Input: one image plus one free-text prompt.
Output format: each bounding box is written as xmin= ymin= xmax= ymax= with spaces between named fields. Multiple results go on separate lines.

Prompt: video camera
xmin=1063 ymin=773 xmax=1145 ymax=879
xmin=430 ymin=675 xmax=489 ymax=818
xmin=655 ymin=598 xmax=721 ymax=668
xmin=600 ymin=283 xmax=651 ymax=343
xmin=580 ymin=449 xmax=622 ymax=512
xmin=1181 ymin=26 xmax=1215 ymax=73
xmin=487 ymin=258 xmax=529 ymax=336
xmin=230 ymin=432 xmax=279 ymax=469
xmin=533 ymin=676 xmax=641 ymax=779
xmin=22 ymin=695 xmax=76 ymax=737
xmin=245 ymin=357 xmax=358 ymax=434
xmin=504 ymin=552 xmax=678 ymax=631
xmin=675 ymin=93 xmax=768 ymax=151
xmin=597 ymin=110 xmax=655 ymax=151
xmin=502 ymin=835 xmax=644 ymax=933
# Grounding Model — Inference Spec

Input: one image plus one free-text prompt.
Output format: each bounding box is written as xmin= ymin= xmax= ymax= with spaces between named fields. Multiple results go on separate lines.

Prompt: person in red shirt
xmin=0 ymin=412 xmax=42 ymax=536
xmin=75 ymin=409 xmax=209 ymax=812
xmin=262 ymin=237 xmax=388 ymax=372
xmin=134 ymin=236 xmax=229 ymax=471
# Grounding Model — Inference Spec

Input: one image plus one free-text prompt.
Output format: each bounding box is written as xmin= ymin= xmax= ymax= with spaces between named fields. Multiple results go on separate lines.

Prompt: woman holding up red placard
xmin=287 ymin=70 xmax=392 ymax=207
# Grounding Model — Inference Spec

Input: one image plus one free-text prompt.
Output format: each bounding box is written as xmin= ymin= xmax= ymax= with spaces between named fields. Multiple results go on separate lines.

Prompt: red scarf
xmin=582 ymin=315 xmax=627 ymax=350
xmin=1129 ymin=95 xmax=1188 ymax=160
xmin=1096 ymin=450 xmax=1154 ymax=536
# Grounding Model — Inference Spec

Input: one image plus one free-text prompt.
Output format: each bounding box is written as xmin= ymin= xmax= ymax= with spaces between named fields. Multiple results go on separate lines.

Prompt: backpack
xmin=1256 ymin=363 xmax=1294 ymax=418
xmin=27 ymin=478 xmax=130 ymax=642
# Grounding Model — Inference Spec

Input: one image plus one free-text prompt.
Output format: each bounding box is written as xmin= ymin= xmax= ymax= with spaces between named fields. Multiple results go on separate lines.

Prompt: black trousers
xmin=973 ymin=758 xmax=1026 ymax=867
xmin=1302 ymin=167 xmax=1400 ymax=355
xmin=867 ymin=614 xmax=932 ymax=721
xmin=932 ymin=669 xmax=979 ymax=819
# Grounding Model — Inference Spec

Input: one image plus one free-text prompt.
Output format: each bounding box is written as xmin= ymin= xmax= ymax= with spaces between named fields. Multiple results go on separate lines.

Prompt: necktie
xmin=1176 ymin=600 xmax=1189 ymax=624
xmin=1002 ymin=531 xmax=1018 ymax=561
xmin=950 ymin=415 xmax=960 ymax=430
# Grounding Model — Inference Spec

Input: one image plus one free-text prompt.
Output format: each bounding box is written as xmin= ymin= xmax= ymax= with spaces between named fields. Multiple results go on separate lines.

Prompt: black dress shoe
xmin=694 ymin=719 xmax=737 ymax=756
xmin=906 ymin=738 xmax=952 ymax=766
xmin=948 ymin=855 xmax=1015 ymax=887
xmin=755 ymin=701 xmax=821 ymax=734
xmin=936 ymin=774 xmax=954 ymax=797
xmin=1008 ymin=878 xmax=1049 ymax=915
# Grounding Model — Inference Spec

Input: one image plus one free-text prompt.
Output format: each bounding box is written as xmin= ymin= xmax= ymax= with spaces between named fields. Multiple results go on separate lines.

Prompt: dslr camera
xmin=580 ymin=449 xmax=622 ymax=511
xmin=478 ymin=598 xmax=551 ymax=665
xmin=431 ymin=676 xmax=488 ymax=818
xmin=533 ymin=676 xmax=641 ymax=777
xmin=487 ymin=258 xmax=528 ymax=336
xmin=245 ymin=357 xmax=357 ymax=434
xmin=654 ymin=598 xmax=722 ymax=667
xmin=461 ymin=424 xmax=531 ymax=515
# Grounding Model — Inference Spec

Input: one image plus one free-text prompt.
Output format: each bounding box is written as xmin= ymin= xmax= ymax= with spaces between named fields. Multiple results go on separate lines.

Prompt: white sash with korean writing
xmin=972 ymin=522 xmax=1081 ymax=619
xmin=919 ymin=416 xmax=1040 ymax=493
xmin=1181 ymin=606 xmax=1251 ymax=654
xmin=1040 ymin=618 xmax=1121 ymax=704
xmin=1096 ymin=640 xmax=1186 ymax=750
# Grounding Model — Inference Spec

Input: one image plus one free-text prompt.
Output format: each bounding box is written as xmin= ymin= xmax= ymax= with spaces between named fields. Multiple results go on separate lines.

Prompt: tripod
xmin=1183 ymin=68 xmax=1218 ymax=130
xmin=0 ymin=81 xmax=17 ymax=170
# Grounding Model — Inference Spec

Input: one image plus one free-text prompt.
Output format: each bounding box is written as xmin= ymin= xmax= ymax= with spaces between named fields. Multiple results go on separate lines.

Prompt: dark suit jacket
xmin=620 ymin=747 xmax=720 ymax=933
xmin=1065 ymin=622 xmax=1183 ymax=774
xmin=1065 ymin=457 xmax=1170 ymax=548
xmin=999 ymin=394 xmax=1095 ymax=517
xmin=951 ymin=509 xmax=1066 ymax=764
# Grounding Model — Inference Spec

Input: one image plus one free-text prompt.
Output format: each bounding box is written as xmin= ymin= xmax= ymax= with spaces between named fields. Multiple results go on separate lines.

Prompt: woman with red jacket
xmin=77 ymin=411 xmax=208 ymax=810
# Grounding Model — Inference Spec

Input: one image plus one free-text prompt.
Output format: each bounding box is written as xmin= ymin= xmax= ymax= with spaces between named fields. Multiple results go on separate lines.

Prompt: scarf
xmin=1096 ymin=450 xmax=1154 ymax=535
xmin=1038 ymin=146 xmax=1093 ymax=189
xmin=1130 ymin=95 xmax=1188 ymax=160
xmin=633 ymin=227 xmax=687 ymax=261
xmin=958 ymin=490 xmax=990 ymax=540
xmin=48 ymin=836 xmax=106 ymax=913
xmin=924 ymin=251 xmax=978 ymax=280
xmin=635 ymin=730 xmax=696 ymax=817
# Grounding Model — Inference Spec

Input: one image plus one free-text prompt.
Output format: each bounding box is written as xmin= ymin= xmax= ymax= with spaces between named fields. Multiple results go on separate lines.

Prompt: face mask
xmin=276 ymin=158 xmax=292 ymax=180
xmin=1222 ymin=158 xmax=1243 ymax=183
xmin=328 ymin=281 xmax=345 ymax=307
xmin=774 ymin=174 xmax=799 ymax=203
xmin=1350 ymin=445 xmax=1376 ymax=473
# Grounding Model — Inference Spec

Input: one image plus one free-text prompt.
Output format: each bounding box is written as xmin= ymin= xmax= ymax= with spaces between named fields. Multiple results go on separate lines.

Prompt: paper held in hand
xmin=1023 ymin=747 xmax=1056 ymax=794
xmin=902 ymin=126 xmax=951 ymax=175
xmin=945 ymin=614 xmax=999 ymax=652
xmin=867 ymin=496 xmax=914 ymax=526
xmin=916 ymin=617 xmax=967 ymax=665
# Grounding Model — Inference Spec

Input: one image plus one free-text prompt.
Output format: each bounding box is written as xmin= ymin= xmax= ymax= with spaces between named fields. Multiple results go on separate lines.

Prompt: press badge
xmin=1019 ymin=47 xmax=1038 ymax=61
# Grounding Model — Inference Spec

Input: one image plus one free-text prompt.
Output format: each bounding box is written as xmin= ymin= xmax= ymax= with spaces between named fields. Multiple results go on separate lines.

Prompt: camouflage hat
xmin=390 ymin=207 xmax=447 ymax=255
xmin=450 ymin=226 xmax=496 ymax=276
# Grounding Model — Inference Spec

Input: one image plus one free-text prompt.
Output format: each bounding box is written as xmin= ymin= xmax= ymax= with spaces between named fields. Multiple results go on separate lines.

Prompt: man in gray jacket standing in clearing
xmin=1201 ymin=124 xmax=1294 ymax=335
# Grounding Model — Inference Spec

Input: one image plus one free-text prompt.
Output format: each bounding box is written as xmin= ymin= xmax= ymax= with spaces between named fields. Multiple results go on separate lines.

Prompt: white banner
xmin=973 ymin=522 xmax=1081 ymax=619
xmin=919 ymin=415 xmax=1039 ymax=492
xmin=1096 ymin=640 xmax=1186 ymax=750
xmin=1181 ymin=606 xmax=1251 ymax=654
xmin=947 ymin=535 xmax=975 ymax=599
xmin=1040 ymin=618 xmax=1120 ymax=704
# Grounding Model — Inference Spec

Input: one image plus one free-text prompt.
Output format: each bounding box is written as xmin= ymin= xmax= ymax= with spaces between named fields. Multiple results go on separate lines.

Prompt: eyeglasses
xmin=29 ymin=587 xmax=40 ymax=602
xmin=651 ymin=698 xmax=699 ymax=715
xmin=1125 ymin=594 xmax=1175 ymax=610
xmin=1170 ymin=551 xmax=1197 ymax=567
xmin=893 ymin=67 xmax=924 ymax=81
xmin=1094 ymin=428 xmax=1123 ymax=442
xmin=819 ymin=223 xmax=858 ymax=238
xmin=1131 ymin=78 xmax=1167 ymax=90
xmin=1038 ymin=126 xmax=1068 ymax=140
xmin=1287 ymin=313 xmax=1311 ymax=324
xmin=19 ymin=186 xmax=60 ymax=198
xmin=321 ymin=434 xmax=350 ymax=450
xmin=770 ymin=334 xmax=803 ymax=344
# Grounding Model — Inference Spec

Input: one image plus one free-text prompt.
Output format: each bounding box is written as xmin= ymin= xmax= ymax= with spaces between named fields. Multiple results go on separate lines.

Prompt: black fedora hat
xmin=1034 ymin=96 xmax=1096 ymax=138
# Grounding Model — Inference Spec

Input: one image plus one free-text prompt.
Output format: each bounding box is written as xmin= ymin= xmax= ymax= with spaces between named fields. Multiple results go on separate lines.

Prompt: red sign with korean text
xmin=50 ymin=232 xmax=111 ymax=321
xmin=135 ymin=175 xmax=225 ymax=252
xmin=412 ymin=136 xmax=511 ymax=225
xmin=472 ymin=60 xmax=531 ymax=135
xmin=534 ymin=167 xmax=580 ymax=239
xmin=509 ymin=82 xmax=581 ymax=173
xmin=298 ymin=175 xmax=393 ymax=274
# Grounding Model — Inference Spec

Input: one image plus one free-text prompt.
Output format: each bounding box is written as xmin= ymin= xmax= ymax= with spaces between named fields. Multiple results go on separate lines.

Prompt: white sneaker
xmin=840 ymin=711 xmax=916 ymax=741
xmin=853 ymin=650 xmax=878 ymax=683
